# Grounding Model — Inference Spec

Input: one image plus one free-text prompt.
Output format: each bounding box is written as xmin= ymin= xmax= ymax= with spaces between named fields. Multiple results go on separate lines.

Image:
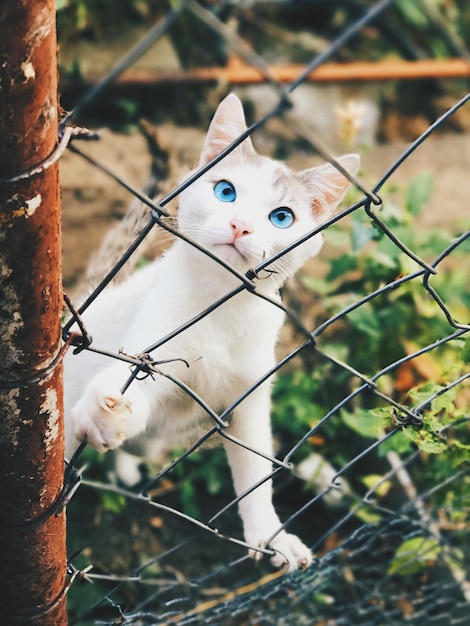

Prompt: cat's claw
xmin=249 ymin=531 xmax=313 ymax=572
xmin=71 ymin=384 xmax=133 ymax=452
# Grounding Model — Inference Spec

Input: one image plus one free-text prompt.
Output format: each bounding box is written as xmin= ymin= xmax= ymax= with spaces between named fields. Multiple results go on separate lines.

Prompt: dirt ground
xmin=60 ymin=126 xmax=470 ymax=291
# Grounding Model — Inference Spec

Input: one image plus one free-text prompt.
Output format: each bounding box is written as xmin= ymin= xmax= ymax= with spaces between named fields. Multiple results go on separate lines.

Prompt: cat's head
xmin=178 ymin=94 xmax=359 ymax=288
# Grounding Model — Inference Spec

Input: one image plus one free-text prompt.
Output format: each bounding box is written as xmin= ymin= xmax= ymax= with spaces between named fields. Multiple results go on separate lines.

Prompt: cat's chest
xmin=186 ymin=298 xmax=282 ymax=383
xmin=137 ymin=277 xmax=284 ymax=396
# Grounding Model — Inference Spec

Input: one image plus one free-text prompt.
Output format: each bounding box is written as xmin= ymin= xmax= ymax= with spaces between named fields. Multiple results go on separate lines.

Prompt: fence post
xmin=0 ymin=1 xmax=67 ymax=625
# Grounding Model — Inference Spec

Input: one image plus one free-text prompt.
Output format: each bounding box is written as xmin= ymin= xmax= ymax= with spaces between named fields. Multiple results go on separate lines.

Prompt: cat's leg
xmin=222 ymin=386 xmax=312 ymax=572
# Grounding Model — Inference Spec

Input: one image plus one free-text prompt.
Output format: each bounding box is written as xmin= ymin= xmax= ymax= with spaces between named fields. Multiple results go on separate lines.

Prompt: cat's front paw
xmin=71 ymin=381 xmax=134 ymax=452
xmin=248 ymin=531 xmax=313 ymax=572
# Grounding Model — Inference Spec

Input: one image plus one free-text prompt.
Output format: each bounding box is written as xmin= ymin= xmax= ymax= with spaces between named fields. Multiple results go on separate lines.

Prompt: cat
xmin=64 ymin=93 xmax=359 ymax=572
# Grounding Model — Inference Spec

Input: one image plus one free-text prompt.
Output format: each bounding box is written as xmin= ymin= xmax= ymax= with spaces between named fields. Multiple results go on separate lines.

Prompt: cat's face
xmin=177 ymin=94 xmax=359 ymax=286
xmin=178 ymin=155 xmax=326 ymax=280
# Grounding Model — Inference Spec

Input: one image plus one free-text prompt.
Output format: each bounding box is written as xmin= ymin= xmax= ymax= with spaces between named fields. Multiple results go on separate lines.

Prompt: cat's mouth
xmin=214 ymin=242 xmax=249 ymax=263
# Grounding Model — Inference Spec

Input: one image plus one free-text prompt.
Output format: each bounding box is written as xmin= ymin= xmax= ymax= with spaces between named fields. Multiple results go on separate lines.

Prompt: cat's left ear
xmin=300 ymin=154 xmax=360 ymax=218
xmin=198 ymin=94 xmax=256 ymax=166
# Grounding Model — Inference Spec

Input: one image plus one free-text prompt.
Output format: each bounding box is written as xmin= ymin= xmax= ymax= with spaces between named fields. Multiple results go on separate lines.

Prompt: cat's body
xmin=65 ymin=94 xmax=359 ymax=571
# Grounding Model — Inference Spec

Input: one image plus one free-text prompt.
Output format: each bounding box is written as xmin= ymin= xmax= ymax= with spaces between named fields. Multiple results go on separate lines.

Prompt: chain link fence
xmin=14 ymin=0 xmax=470 ymax=623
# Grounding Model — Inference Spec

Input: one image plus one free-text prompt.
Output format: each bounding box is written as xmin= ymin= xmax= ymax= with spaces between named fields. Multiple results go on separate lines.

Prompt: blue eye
xmin=214 ymin=180 xmax=236 ymax=203
xmin=269 ymin=207 xmax=295 ymax=229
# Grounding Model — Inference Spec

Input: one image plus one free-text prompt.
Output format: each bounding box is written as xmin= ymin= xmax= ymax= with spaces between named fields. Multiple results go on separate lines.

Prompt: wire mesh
xmin=55 ymin=1 xmax=470 ymax=623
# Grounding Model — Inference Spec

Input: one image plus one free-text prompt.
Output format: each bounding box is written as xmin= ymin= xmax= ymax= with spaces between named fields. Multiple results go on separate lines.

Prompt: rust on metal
xmin=0 ymin=1 xmax=67 ymax=625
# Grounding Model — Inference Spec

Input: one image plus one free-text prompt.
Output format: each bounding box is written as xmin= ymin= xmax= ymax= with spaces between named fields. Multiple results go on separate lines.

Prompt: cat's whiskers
xmin=265 ymin=251 xmax=299 ymax=284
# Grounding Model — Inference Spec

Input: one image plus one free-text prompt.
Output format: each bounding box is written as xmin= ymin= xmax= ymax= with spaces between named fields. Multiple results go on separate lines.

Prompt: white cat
xmin=64 ymin=94 xmax=359 ymax=572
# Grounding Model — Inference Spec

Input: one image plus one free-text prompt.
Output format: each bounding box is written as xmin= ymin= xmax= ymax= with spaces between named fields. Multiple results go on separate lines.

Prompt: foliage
xmin=164 ymin=445 xmax=231 ymax=520
xmin=56 ymin=0 xmax=168 ymax=39
xmin=55 ymin=0 xmax=470 ymax=62
xmin=387 ymin=536 xmax=442 ymax=576
xmin=270 ymin=170 xmax=469 ymax=531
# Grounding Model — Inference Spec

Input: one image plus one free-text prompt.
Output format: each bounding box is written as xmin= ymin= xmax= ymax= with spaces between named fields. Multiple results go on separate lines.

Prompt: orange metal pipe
xmin=112 ymin=58 xmax=470 ymax=86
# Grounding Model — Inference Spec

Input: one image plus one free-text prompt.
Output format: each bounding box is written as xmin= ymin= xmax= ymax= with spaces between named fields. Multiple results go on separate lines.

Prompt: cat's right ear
xmin=198 ymin=94 xmax=255 ymax=166
xmin=300 ymin=154 xmax=360 ymax=219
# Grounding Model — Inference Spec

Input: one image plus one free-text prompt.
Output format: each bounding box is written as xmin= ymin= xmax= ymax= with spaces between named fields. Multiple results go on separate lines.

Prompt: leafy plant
xmin=388 ymin=536 xmax=442 ymax=576
xmin=271 ymin=170 xmax=469 ymax=520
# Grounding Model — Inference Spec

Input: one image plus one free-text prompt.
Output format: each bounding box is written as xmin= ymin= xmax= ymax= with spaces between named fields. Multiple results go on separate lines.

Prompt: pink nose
xmin=230 ymin=218 xmax=253 ymax=239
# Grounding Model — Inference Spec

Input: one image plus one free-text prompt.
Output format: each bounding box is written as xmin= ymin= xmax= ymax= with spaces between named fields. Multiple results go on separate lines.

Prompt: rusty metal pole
xmin=0 ymin=1 xmax=67 ymax=625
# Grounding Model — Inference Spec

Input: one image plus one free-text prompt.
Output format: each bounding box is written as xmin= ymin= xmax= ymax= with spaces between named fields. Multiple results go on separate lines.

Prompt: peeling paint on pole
xmin=0 ymin=1 xmax=67 ymax=625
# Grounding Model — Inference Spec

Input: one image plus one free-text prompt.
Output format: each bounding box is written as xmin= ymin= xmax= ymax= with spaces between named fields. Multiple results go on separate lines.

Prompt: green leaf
xmin=313 ymin=593 xmax=335 ymax=605
xmin=327 ymin=254 xmax=357 ymax=281
xmin=341 ymin=408 xmax=390 ymax=439
xmin=347 ymin=302 xmax=381 ymax=339
xmin=388 ymin=537 xmax=441 ymax=576
xmin=462 ymin=336 xmax=470 ymax=363
xmin=180 ymin=482 xmax=200 ymax=519
xmin=409 ymin=382 xmax=457 ymax=420
xmin=431 ymin=387 xmax=457 ymax=415
xmin=401 ymin=426 xmax=418 ymax=442
xmin=101 ymin=491 xmax=126 ymax=514
xmin=378 ymin=430 xmax=413 ymax=456
xmin=447 ymin=440 xmax=470 ymax=467
xmin=353 ymin=504 xmax=382 ymax=524
xmin=325 ymin=226 xmax=351 ymax=248
xmin=405 ymin=171 xmax=434 ymax=216
xmin=408 ymin=383 xmax=440 ymax=405
xmin=114 ymin=98 xmax=139 ymax=121
xmin=207 ymin=471 xmax=224 ymax=495
xmin=299 ymin=273 xmax=330 ymax=296
xmin=414 ymin=430 xmax=447 ymax=454
xmin=403 ymin=420 xmax=448 ymax=454
xmin=367 ymin=248 xmax=399 ymax=271
xmin=362 ymin=474 xmax=392 ymax=497
xmin=430 ymin=38 xmax=449 ymax=59
xmin=352 ymin=217 xmax=375 ymax=252
xmin=396 ymin=1 xmax=429 ymax=28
